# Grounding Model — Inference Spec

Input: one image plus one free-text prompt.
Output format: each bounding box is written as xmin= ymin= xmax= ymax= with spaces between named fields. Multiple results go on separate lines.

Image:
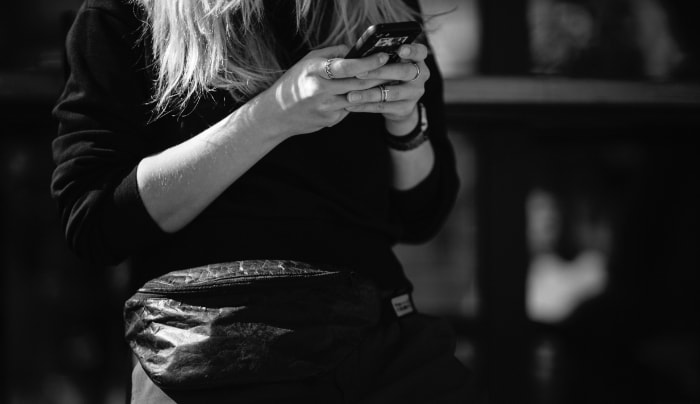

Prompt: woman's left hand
xmin=344 ymin=43 xmax=429 ymax=127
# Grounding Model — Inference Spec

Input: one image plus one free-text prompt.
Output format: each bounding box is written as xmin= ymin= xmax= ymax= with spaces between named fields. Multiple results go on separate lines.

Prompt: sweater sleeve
xmin=51 ymin=1 xmax=166 ymax=265
xmin=389 ymin=3 xmax=460 ymax=244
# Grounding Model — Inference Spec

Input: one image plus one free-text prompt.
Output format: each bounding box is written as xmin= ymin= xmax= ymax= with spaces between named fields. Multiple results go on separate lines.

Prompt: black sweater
xmin=51 ymin=0 xmax=459 ymax=291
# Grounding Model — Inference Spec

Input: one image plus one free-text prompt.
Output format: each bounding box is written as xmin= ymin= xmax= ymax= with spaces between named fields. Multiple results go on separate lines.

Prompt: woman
xmin=52 ymin=0 xmax=469 ymax=401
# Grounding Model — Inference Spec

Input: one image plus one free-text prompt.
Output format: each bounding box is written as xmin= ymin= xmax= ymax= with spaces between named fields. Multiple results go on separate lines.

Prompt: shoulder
xmin=78 ymin=0 xmax=144 ymax=30
xmin=67 ymin=0 xmax=148 ymax=59
xmin=60 ymin=0 xmax=154 ymax=119
xmin=83 ymin=0 xmax=138 ymax=15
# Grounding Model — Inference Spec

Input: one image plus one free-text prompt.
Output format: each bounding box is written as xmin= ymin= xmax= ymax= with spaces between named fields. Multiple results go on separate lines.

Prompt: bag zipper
xmin=134 ymin=270 xmax=347 ymax=298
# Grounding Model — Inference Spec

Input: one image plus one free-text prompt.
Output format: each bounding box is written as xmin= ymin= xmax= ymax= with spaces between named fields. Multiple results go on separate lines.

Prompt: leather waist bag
xmin=123 ymin=260 xmax=381 ymax=390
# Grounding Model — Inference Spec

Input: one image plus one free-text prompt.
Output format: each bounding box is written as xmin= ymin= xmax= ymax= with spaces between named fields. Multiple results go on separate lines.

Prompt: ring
xmin=409 ymin=62 xmax=421 ymax=81
xmin=379 ymin=85 xmax=389 ymax=103
xmin=324 ymin=58 xmax=336 ymax=80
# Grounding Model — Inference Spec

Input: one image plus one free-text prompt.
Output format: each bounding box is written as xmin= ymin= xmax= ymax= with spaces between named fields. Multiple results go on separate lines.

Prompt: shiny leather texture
xmin=124 ymin=260 xmax=381 ymax=390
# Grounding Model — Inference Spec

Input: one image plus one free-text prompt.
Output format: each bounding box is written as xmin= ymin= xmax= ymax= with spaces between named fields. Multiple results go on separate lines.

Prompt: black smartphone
xmin=345 ymin=21 xmax=422 ymax=63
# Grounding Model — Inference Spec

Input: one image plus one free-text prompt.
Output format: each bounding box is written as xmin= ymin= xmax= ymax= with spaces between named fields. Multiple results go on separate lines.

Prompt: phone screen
xmin=345 ymin=22 xmax=422 ymax=63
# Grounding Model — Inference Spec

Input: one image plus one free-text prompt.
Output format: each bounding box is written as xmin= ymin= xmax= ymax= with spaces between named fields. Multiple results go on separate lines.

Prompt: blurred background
xmin=1 ymin=0 xmax=699 ymax=403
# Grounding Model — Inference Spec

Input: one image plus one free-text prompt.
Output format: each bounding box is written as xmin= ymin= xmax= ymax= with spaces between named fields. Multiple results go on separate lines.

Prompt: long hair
xmin=132 ymin=0 xmax=420 ymax=116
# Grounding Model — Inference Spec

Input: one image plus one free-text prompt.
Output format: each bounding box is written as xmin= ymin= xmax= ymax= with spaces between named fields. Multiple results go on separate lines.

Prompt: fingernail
xmin=348 ymin=92 xmax=361 ymax=103
xmin=399 ymin=46 xmax=410 ymax=57
xmin=356 ymin=71 xmax=368 ymax=78
xmin=379 ymin=53 xmax=389 ymax=64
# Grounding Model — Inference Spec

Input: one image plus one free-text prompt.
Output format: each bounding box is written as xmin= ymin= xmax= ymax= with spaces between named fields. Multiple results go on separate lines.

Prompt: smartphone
xmin=345 ymin=21 xmax=422 ymax=63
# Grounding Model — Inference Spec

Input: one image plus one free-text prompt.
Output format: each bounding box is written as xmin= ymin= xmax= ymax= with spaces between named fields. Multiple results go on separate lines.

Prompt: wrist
xmin=385 ymin=103 xmax=429 ymax=152
xmin=384 ymin=105 xmax=419 ymax=136
xmin=244 ymin=91 xmax=293 ymax=144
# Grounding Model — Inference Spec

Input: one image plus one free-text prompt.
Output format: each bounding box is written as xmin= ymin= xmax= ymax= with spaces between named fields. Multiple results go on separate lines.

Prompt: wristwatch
xmin=385 ymin=103 xmax=429 ymax=151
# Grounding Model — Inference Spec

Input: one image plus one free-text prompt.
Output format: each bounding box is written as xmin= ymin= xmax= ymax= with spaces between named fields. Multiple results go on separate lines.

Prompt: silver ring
xmin=379 ymin=85 xmax=389 ymax=103
xmin=409 ymin=62 xmax=421 ymax=82
xmin=324 ymin=58 xmax=336 ymax=80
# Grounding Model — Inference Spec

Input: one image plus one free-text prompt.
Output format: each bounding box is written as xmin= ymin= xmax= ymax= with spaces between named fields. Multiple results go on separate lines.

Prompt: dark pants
xmin=131 ymin=313 xmax=473 ymax=403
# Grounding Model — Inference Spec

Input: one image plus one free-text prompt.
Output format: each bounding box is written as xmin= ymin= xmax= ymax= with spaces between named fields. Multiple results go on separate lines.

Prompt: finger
xmin=346 ymin=84 xmax=423 ymax=104
xmin=345 ymin=100 xmax=415 ymax=116
xmin=327 ymin=77 xmax=387 ymax=95
xmin=354 ymin=61 xmax=427 ymax=82
xmin=397 ymin=43 xmax=429 ymax=62
xmin=321 ymin=52 xmax=390 ymax=80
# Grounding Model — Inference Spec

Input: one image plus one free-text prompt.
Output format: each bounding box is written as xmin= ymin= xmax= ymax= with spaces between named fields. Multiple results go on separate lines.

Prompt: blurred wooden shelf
xmin=444 ymin=76 xmax=700 ymax=106
xmin=443 ymin=77 xmax=700 ymax=128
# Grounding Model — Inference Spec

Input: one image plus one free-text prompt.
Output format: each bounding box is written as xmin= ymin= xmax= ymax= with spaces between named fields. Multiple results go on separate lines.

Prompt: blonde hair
xmin=132 ymin=0 xmax=420 ymax=116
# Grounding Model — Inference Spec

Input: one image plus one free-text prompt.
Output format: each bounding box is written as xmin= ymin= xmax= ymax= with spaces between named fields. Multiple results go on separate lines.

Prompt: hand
xmin=251 ymin=45 xmax=388 ymax=140
xmin=344 ymin=43 xmax=430 ymax=130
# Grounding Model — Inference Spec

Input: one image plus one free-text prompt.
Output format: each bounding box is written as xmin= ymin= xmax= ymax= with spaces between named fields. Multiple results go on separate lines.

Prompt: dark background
xmin=2 ymin=0 xmax=699 ymax=403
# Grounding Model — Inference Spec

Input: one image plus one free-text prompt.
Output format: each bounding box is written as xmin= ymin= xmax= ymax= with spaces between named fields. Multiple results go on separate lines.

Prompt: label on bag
xmin=391 ymin=293 xmax=415 ymax=318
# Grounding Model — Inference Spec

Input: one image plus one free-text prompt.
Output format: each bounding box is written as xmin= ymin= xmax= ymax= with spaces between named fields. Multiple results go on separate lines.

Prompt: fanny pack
xmin=123 ymin=260 xmax=382 ymax=390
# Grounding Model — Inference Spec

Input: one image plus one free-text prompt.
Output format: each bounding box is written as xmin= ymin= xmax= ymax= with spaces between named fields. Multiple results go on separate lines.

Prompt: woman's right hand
xmin=251 ymin=45 xmax=390 ymax=140
xmin=135 ymin=46 xmax=390 ymax=234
